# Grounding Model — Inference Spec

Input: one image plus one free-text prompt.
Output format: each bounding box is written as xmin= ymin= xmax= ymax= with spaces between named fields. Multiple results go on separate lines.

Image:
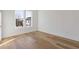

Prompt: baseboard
xmin=0 ymin=31 xmax=79 ymax=48
xmin=0 ymin=31 xmax=38 ymax=46
xmin=2 ymin=31 xmax=38 ymax=40
xmin=38 ymin=30 xmax=79 ymax=42
xmin=1 ymin=30 xmax=79 ymax=43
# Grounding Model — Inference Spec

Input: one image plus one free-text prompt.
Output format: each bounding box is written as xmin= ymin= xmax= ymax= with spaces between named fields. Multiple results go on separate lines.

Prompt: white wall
xmin=38 ymin=10 xmax=79 ymax=41
xmin=2 ymin=10 xmax=38 ymax=38
xmin=0 ymin=11 xmax=1 ymax=40
xmin=2 ymin=10 xmax=79 ymax=41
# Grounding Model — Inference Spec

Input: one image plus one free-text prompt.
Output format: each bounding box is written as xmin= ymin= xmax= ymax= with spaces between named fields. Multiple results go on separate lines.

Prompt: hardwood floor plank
xmin=0 ymin=31 xmax=79 ymax=49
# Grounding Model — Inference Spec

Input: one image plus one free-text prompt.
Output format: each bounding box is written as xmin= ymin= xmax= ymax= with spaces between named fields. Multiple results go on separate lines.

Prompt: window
xmin=15 ymin=10 xmax=24 ymax=27
xmin=25 ymin=11 xmax=32 ymax=26
xmin=15 ymin=10 xmax=32 ymax=27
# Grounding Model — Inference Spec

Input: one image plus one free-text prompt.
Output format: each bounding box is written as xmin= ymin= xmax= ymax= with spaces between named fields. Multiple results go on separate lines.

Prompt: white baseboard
xmin=38 ymin=30 xmax=79 ymax=42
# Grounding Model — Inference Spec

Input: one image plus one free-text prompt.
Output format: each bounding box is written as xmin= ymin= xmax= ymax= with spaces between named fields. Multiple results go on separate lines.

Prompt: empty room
xmin=0 ymin=10 xmax=79 ymax=49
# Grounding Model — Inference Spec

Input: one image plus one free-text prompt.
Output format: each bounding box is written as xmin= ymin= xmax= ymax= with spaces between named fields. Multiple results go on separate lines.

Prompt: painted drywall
xmin=2 ymin=10 xmax=38 ymax=38
xmin=38 ymin=10 xmax=79 ymax=41
xmin=0 ymin=11 xmax=1 ymax=40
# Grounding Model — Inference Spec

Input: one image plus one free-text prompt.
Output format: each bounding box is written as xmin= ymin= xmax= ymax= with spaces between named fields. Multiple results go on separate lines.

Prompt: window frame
xmin=15 ymin=10 xmax=32 ymax=27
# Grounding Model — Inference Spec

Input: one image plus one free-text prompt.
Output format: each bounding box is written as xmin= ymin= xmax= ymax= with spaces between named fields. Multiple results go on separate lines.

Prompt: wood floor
xmin=0 ymin=31 xmax=79 ymax=49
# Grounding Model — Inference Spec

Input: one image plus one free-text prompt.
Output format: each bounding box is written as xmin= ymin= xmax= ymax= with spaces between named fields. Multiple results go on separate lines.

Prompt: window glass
xmin=25 ymin=11 xmax=32 ymax=26
xmin=25 ymin=11 xmax=32 ymax=18
xmin=15 ymin=10 xmax=24 ymax=19
xmin=15 ymin=10 xmax=32 ymax=27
